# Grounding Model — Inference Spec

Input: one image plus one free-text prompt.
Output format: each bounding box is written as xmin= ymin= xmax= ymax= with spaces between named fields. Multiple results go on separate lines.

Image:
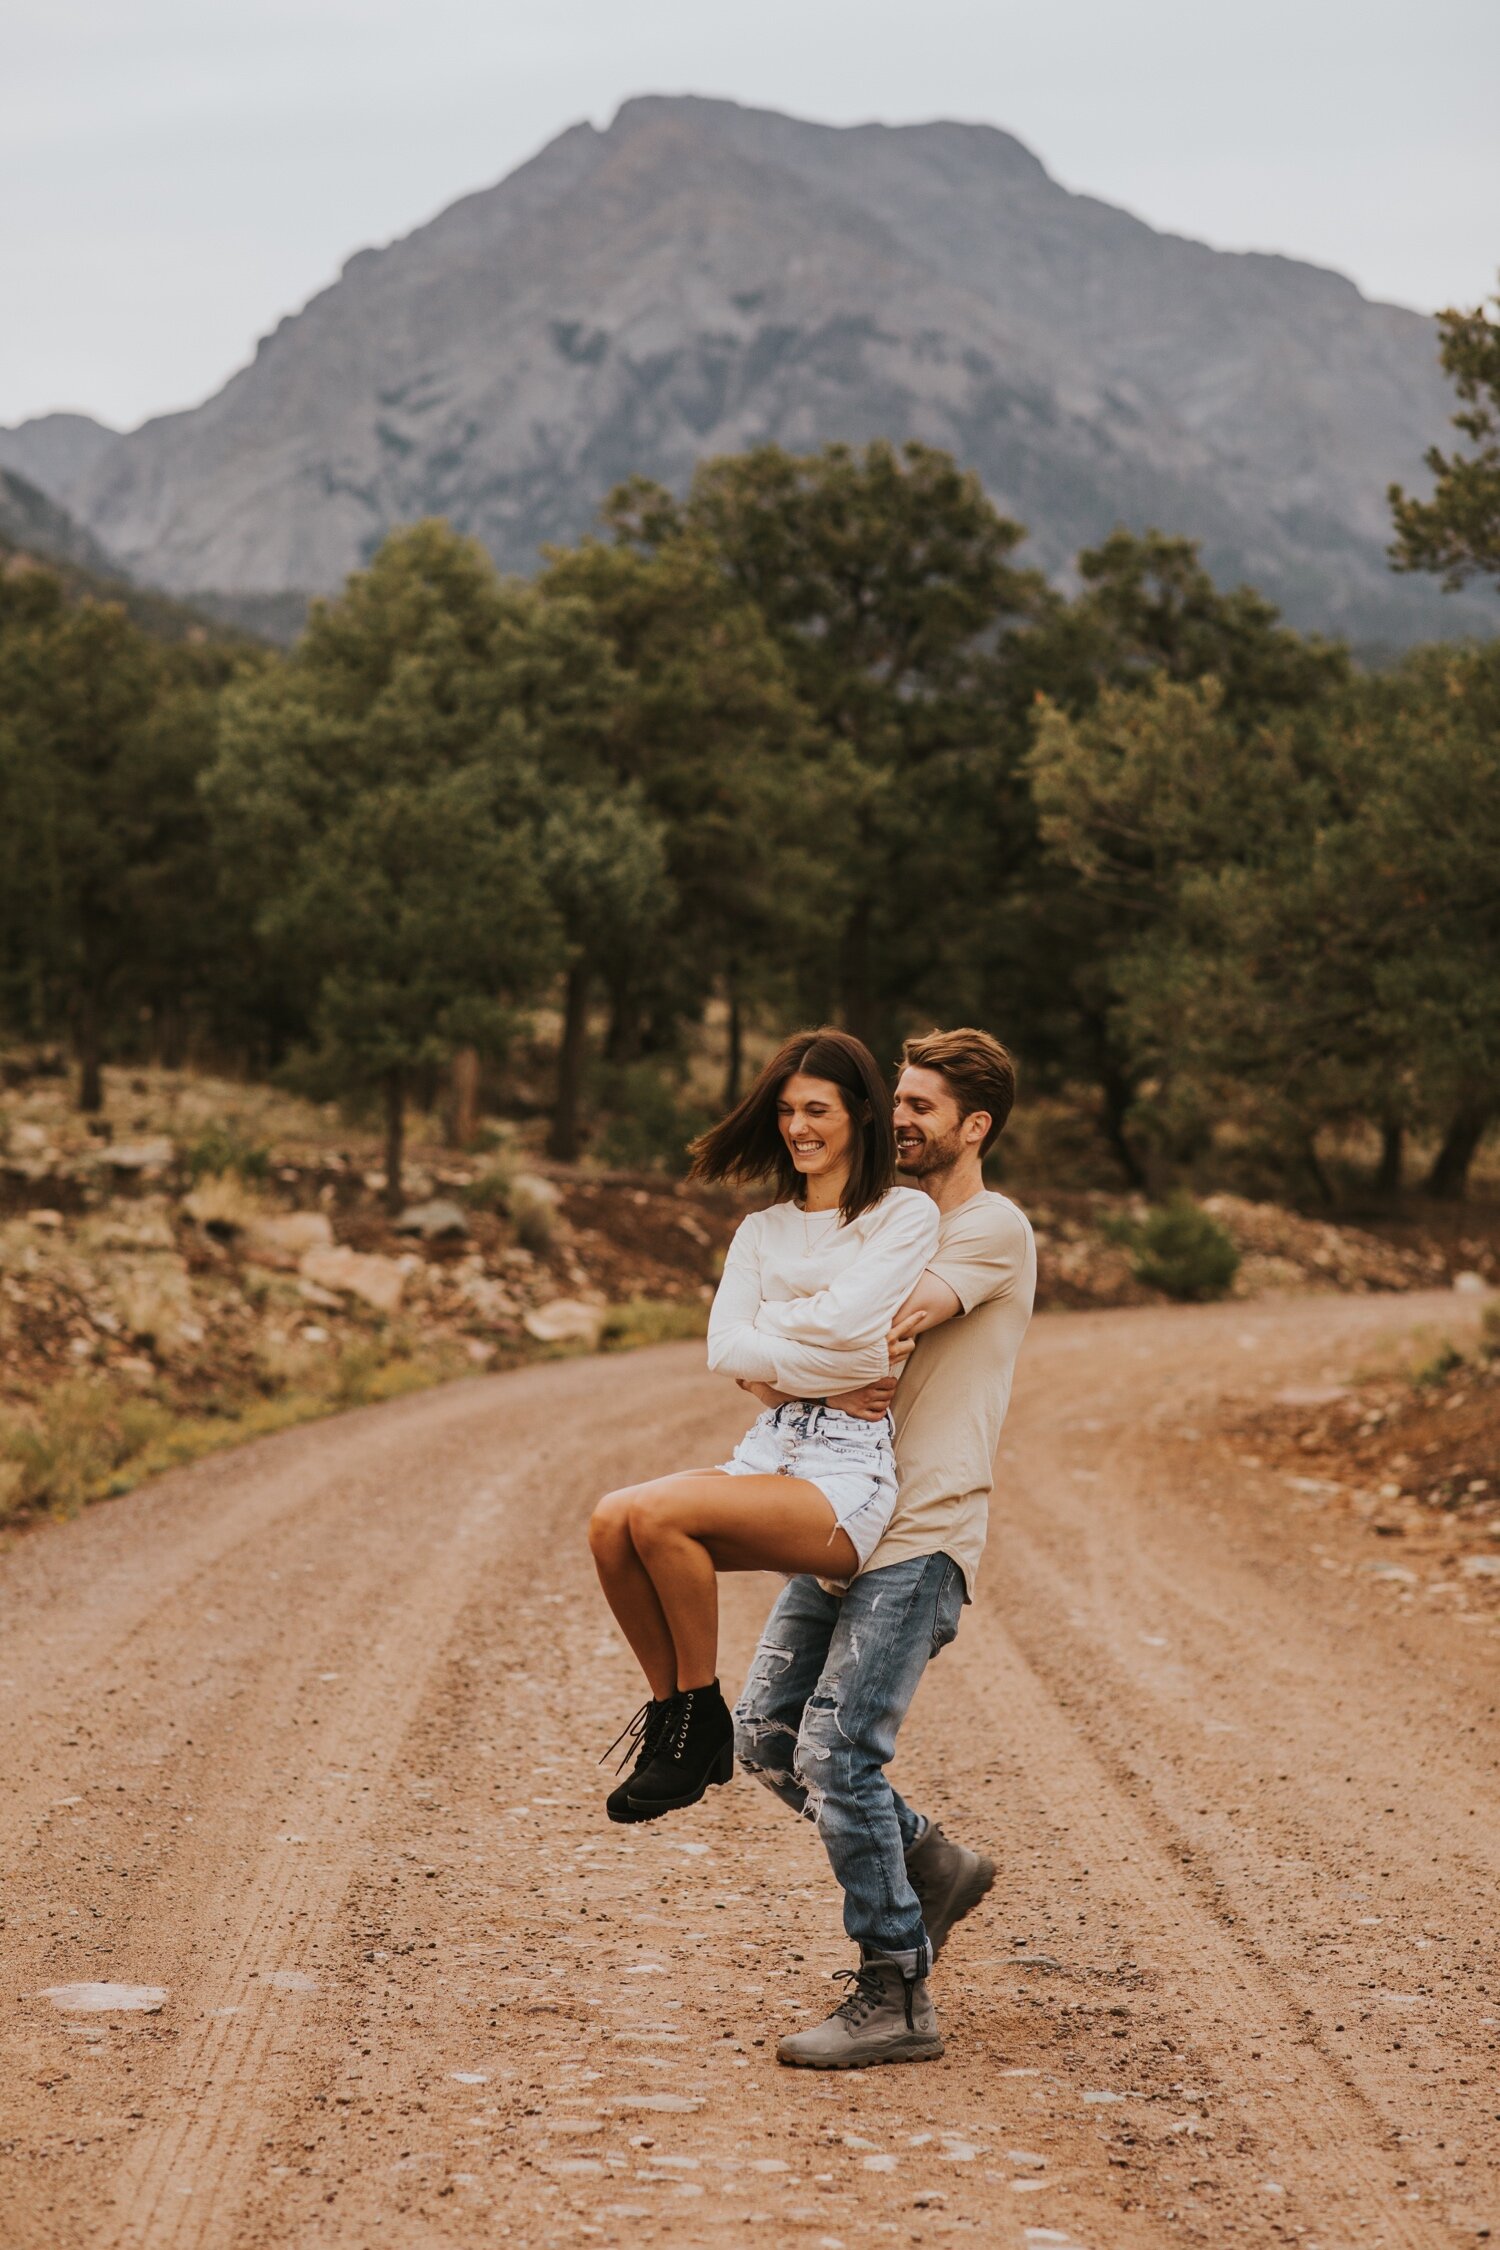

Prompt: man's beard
xmin=896 ymin=1123 xmax=967 ymax=1177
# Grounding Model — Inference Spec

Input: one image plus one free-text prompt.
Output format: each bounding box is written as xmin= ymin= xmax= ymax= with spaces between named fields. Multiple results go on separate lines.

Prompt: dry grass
xmin=599 ymin=1297 xmax=710 ymax=1352
xmin=0 ymin=1337 xmax=471 ymax=1531
xmin=0 ymin=1299 xmax=705 ymax=1532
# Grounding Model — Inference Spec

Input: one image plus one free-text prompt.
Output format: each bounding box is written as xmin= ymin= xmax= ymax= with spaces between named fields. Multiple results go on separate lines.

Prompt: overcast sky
xmin=5 ymin=0 xmax=1497 ymax=431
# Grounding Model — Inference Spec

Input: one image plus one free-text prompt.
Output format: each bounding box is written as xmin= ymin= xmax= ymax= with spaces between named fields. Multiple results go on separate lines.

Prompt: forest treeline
xmin=1 ymin=312 xmax=1497 ymax=1208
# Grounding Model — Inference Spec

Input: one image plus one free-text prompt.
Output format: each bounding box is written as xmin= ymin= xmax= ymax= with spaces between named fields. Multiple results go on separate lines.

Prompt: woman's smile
xmin=776 ymin=1071 xmax=856 ymax=1192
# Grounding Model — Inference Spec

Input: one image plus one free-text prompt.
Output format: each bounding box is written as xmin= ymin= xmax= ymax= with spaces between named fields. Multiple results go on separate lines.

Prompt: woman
xmin=588 ymin=1028 xmax=938 ymax=1824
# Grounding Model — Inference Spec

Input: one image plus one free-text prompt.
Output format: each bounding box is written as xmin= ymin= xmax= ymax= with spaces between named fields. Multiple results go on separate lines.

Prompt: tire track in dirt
xmin=2 ymin=1356 xmax=718 ymax=2250
xmin=931 ymin=1615 xmax=1449 ymax=2248
xmin=216 ymin=1424 xmax=1156 ymax=2250
xmin=4 ymin=1291 xmax=1497 ymax=2249
xmin=936 ymin=1289 xmax=1497 ymax=2245
xmin=107 ymin=1364 xmax=731 ymax=2250
xmin=106 ymin=1485 xmax=523 ymax=2248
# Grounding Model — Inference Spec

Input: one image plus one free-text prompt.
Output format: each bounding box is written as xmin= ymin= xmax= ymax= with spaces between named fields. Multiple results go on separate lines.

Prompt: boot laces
xmin=664 ymin=1688 xmax=695 ymax=1762
xmin=829 ymin=1963 xmax=889 ymax=2028
xmin=600 ymin=1700 xmax=666 ymax=1776
xmin=831 ymin=1961 xmax=917 ymax=2030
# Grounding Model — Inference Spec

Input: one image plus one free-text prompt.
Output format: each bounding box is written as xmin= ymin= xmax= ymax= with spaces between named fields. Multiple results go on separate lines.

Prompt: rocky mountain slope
xmin=0 ymin=411 xmax=120 ymax=509
xmin=0 ymin=465 xmax=267 ymax=645
xmin=3 ymin=97 xmax=1488 ymax=646
xmin=0 ymin=465 xmax=118 ymax=578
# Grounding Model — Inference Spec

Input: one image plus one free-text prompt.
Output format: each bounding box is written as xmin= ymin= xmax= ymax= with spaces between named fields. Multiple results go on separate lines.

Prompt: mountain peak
xmin=3 ymin=100 xmax=1483 ymax=646
xmin=605 ymin=92 xmax=1051 ymax=180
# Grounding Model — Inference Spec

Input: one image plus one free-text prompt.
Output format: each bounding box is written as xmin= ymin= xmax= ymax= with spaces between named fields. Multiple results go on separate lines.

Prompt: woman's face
xmin=777 ymin=1072 xmax=856 ymax=1187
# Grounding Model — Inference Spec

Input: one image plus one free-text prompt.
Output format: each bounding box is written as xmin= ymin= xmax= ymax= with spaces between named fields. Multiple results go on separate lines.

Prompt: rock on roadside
xmin=244 ymin=1213 xmax=335 ymax=1268
xmin=95 ymin=1138 xmax=175 ymax=1175
xmin=393 ymin=1199 xmax=471 ymax=1241
xmin=299 ymin=1245 xmax=407 ymax=1317
xmin=524 ymin=1298 xmax=605 ymax=1347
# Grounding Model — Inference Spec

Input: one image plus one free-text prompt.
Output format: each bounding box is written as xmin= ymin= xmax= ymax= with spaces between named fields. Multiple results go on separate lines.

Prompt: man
xmin=732 ymin=1026 xmax=1036 ymax=2068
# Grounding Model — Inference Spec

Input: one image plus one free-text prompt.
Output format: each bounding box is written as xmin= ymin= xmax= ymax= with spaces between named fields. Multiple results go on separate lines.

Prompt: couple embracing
xmin=588 ymin=1026 xmax=1035 ymax=2068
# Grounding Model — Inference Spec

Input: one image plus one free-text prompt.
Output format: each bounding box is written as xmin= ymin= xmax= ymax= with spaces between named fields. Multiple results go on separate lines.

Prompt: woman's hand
xmin=827 ymin=1309 xmax=928 ymax=1420
xmin=886 ymin=1306 xmax=929 ymax=1364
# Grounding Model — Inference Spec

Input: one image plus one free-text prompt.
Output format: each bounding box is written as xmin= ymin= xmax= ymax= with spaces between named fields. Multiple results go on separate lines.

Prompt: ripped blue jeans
xmin=733 ymin=1552 xmax=966 ymax=1973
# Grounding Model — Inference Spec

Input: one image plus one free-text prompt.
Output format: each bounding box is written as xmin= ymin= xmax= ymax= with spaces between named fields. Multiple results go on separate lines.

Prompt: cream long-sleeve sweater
xmin=706 ymin=1189 xmax=941 ymax=1398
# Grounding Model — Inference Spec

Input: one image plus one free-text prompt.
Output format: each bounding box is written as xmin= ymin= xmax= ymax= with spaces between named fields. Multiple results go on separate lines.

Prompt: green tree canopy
xmin=1390 ymin=285 xmax=1500 ymax=592
xmin=1008 ymin=527 xmax=1349 ymax=725
xmin=0 ymin=571 xmax=227 ymax=1110
xmin=962 ymin=531 xmax=1349 ymax=1180
xmin=605 ymin=440 xmax=1047 ymax=1057
xmin=207 ymin=522 xmax=565 ymax=1206
xmin=538 ymin=529 xmax=841 ymax=1114
xmin=1029 ymin=649 xmax=1500 ymax=1196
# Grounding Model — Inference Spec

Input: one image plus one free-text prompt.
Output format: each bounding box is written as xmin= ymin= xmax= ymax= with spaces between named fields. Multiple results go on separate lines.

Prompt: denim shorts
xmin=717 ymin=1401 xmax=897 ymax=1568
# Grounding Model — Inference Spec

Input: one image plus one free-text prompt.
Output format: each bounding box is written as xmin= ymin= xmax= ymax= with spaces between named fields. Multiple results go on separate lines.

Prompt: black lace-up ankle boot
xmin=624 ymin=1680 xmax=735 ymax=1818
xmin=601 ymin=1698 xmax=674 ymax=1825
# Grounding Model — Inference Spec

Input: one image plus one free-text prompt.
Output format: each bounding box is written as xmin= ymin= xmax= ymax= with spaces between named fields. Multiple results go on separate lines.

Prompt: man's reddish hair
xmin=900 ymin=1026 xmax=1016 ymax=1155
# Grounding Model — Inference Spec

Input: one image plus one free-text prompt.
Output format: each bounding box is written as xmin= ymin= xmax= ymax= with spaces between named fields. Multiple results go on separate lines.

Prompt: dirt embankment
xmin=1223 ymin=1300 xmax=1500 ymax=1607
xmin=2 ymin=1287 xmax=1498 ymax=2249
xmin=4 ymin=1064 xmax=1497 ymax=1533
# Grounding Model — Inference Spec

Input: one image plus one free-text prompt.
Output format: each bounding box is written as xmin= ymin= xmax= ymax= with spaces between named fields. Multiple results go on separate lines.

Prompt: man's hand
xmin=827 ymin=1309 xmax=929 ymax=1420
xmin=827 ymin=1374 xmax=899 ymax=1420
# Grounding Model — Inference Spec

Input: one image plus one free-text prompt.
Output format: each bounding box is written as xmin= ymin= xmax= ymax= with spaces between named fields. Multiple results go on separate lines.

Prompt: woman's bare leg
xmin=588 ymin=1476 xmax=715 ymax=1701
xmin=625 ymin=1474 xmax=858 ymax=1693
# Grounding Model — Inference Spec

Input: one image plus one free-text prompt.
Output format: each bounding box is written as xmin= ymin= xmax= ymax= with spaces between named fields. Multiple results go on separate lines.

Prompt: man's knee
xmin=734 ymin=1637 xmax=803 ymax=1777
xmin=735 ymin=1704 xmax=807 ymax=1808
xmin=733 ymin=1705 xmax=799 ymax=1775
xmin=792 ymin=1689 xmax=881 ymax=1828
xmin=790 ymin=1694 xmax=834 ymax=1819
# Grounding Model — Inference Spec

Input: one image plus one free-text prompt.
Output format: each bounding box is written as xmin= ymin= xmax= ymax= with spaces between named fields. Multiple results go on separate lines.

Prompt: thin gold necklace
xmin=800 ymin=1192 xmax=837 ymax=1249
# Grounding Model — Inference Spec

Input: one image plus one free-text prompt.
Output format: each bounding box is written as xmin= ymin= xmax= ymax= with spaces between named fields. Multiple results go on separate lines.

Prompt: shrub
xmin=1412 ymin=1340 xmax=1465 ymax=1390
xmin=459 ymin=1154 xmax=557 ymax=1250
xmin=0 ymin=1380 xmax=173 ymax=1521
xmin=183 ymin=1123 xmax=271 ymax=1184
xmin=1097 ymin=1205 xmax=1146 ymax=1247
xmin=463 ymin=1160 xmax=517 ymax=1215
xmin=593 ymin=1063 xmax=713 ymax=1175
xmin=329 ymin=1337 xmax=390 ymax=1408
xmin=182 ymin=1169 xmax=266 ymax=1235
xmin=1129 ymin=1195 xmax=1240 ymax=1301
xmin=600 ymin=1297 xmax=710 ymax=1352
xmin=509 ymin=1177 xmax=558 ymax=1256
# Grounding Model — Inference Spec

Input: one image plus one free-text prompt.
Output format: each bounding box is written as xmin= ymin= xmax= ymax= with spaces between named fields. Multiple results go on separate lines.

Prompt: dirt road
xmin=4 ymin=1291 xmax=1497 ymax=2250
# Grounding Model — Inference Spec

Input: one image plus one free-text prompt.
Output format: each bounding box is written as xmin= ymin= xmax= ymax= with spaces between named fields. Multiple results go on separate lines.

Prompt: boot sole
xmin=927 ymin=1855 xmax=997 ymax=1957
xmin=605 ymin=1796 xmax=658 ymax=1825
xmin=777 ymin=2035 xmax=945 ymax=2070
xmin=624 ymin=1745 xmax=735 ymax=1818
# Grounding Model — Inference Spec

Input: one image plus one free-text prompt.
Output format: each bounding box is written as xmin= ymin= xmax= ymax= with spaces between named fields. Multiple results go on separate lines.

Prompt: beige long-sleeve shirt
xmin=706 ymin=1190 xmax=941 ymax=1398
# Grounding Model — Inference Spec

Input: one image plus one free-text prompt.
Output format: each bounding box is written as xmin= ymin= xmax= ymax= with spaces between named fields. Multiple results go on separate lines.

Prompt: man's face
xmin=893 ymin=1066 xmax=971 ymax=1177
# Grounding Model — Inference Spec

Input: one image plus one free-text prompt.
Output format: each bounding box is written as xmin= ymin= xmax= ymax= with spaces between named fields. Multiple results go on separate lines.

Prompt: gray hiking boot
xmin=905 ymin=1820 xmax=996 ymax=1957
xmin=776 ymin=1953 xmax=944 ymax=2071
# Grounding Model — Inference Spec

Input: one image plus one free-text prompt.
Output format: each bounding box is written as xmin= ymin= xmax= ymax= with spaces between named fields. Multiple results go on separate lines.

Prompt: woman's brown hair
xmin=689 ymin=1028 xmax=895 ymax=1222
